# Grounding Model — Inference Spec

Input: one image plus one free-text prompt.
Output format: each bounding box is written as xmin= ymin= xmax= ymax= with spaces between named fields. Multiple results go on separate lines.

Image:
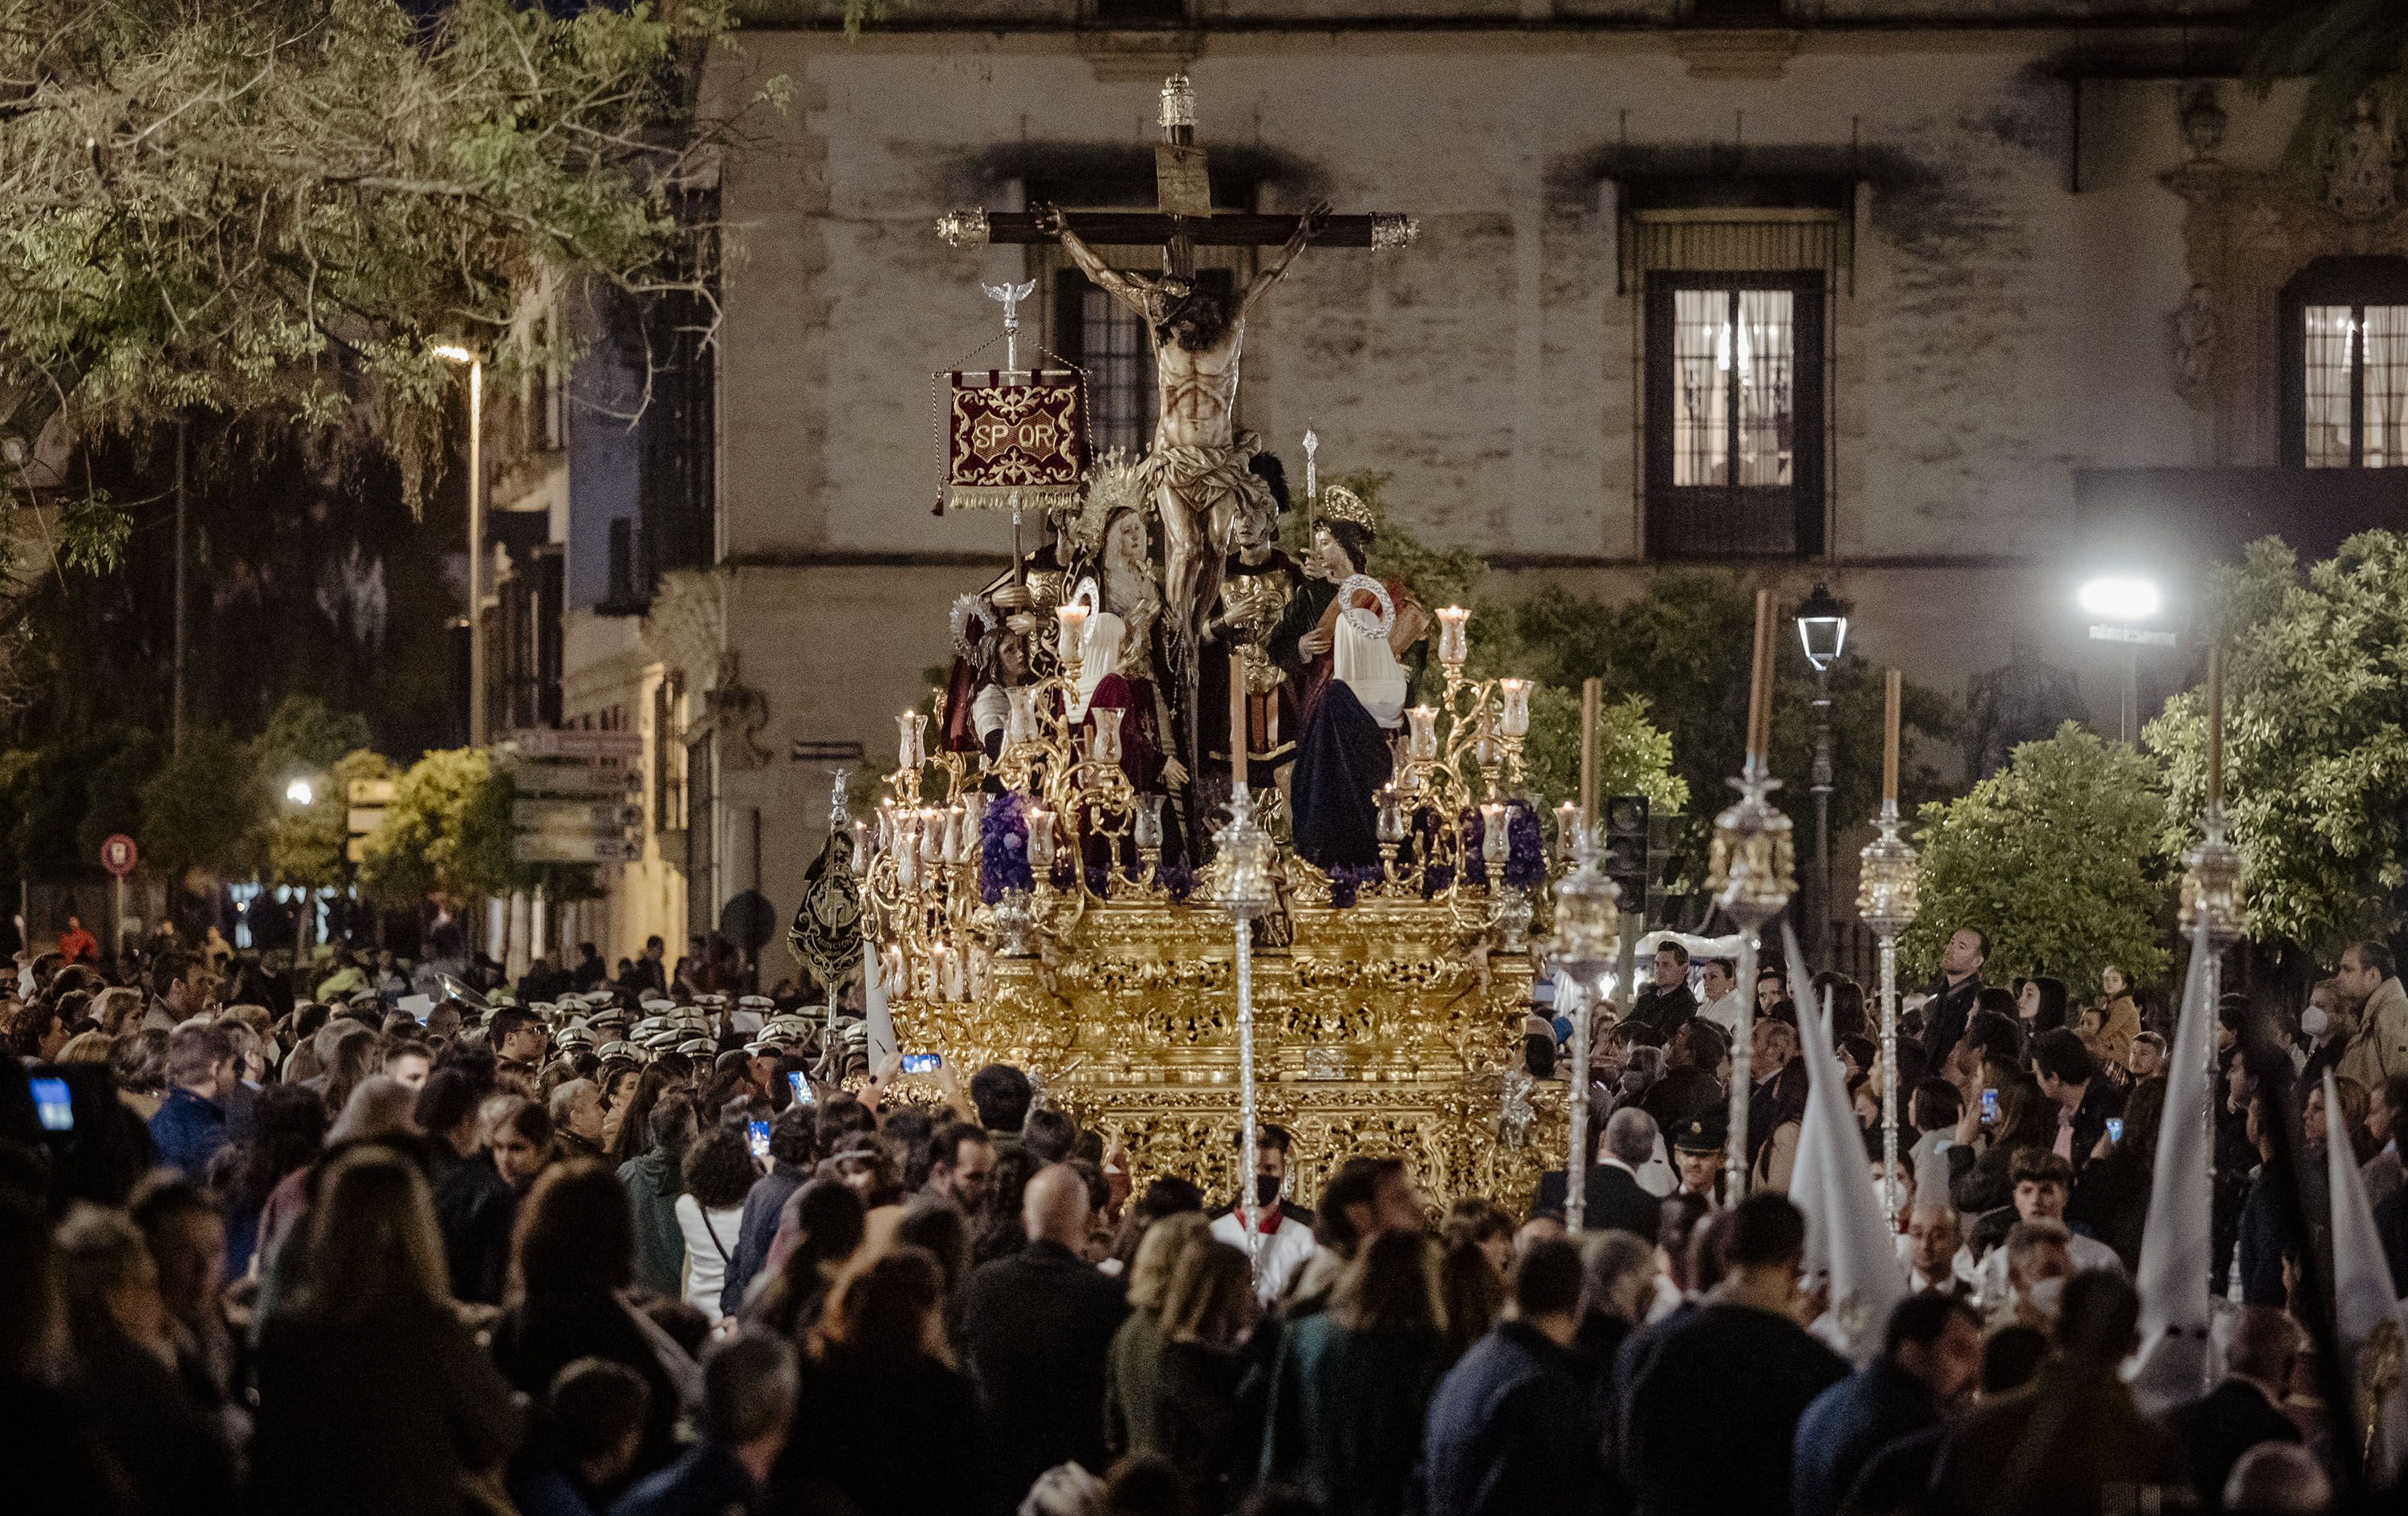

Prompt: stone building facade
xmin=530 ymin=2 xmax=2408 ymax=968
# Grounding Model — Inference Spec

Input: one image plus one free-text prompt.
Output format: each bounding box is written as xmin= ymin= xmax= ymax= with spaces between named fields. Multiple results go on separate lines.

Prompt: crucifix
xmin=937 ymin=74 xmax=1418 ymax=797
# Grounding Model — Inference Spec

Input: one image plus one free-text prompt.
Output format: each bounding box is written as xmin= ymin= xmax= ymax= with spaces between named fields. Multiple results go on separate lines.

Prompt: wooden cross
xmin=936 ymin=75 xmax=1418 ymax=266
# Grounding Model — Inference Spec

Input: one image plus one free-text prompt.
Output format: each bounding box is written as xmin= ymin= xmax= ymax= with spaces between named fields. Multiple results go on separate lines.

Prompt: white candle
xmin=945 ymin=803 xmax=967 ymax=864
xmin=1027 ymin=807 xmax=1055 ymax=872
xmin=1056 ymin=604 xmax=1089 ymax=662
xmin=1407 ymin=705 xmax=1439 ymax=761
xmin=897 ymin=710 xmax=925 ymax=768
xmin=1482 ymin=803 xmax=1509 ymax=865
xmin=918 ymin=807 xmax=945 ymax=864
xmin=1498 ymin=678 xmax=1531 ymax=737
xmin=1437 ymin=606 xmax=1470 ymax=665
xmin=849 ymin=819 xmax=868 ymax=874
xmin=1090 ymin=705 xmax=1125 ymax=766
xmin=1555 ymin=800 xmax=1580 ymax=860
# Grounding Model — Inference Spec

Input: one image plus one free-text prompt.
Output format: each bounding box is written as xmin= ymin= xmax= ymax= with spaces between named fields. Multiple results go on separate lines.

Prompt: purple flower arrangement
xmin=978 ymin=791 xmax=1033 ymax=904
xmin=1503 ymin=799 xmax=1545 ymax=892
xmin=1327 ymin=864 xmax=1384 ymax=908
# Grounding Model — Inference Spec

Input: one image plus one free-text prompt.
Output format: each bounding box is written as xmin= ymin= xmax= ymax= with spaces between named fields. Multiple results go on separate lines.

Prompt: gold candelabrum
xmin=860 ymin=599 xmax=1568 ymax=1212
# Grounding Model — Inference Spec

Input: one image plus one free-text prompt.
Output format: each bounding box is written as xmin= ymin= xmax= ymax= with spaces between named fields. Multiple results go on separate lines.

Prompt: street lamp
xmin=1794 ymin=583 xmax=1849 ymax=961
xmin=434 ymin=343 xmax=487 ymax=749
xmin=283 ymin=778 xmax=314 ymax=807
xmin=2078 ymin=575 xmax=2170 ymax=745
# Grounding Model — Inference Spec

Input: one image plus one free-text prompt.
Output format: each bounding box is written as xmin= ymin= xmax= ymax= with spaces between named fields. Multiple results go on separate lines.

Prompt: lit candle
xmin=1135 ymin=795 xmax=1165 ymax=853
xmin=1230 ymin=650 xmax=1249 ymax=794
xmin=1027 ymin=807 xmax=1055 ymax=872
xmin=1006 ymin=687 xmax=1039 ymax=747
xmin=897 ymin=710 xmax=925 ymax=768
xmin=1056 ymin=603 xmax=1089 ymax=662
xmin=1090 ymin=705 xmax=1125 ymax=766
xmin=1498 ymin=678 xmax=1531 ymax=737
xmin=877 ymin=799 xmax=897 ymax=852
xmin=1377 ymin=786 xmax=1407 ymax=846
xmin=1407 ymin=705 xmax=1439 ymax=761
xmin=918 ymin=807 xmax=944 ymax=864
xmin=1882 ymin=668 xmax=1902 ymax=806
xmin=946 ymin=803 xmax=967 ymax=864
xmin=1745 ymin=587 xmax=1776 ymax=762
xmin=2206 ymin=645 xmax=2224 ymax=810
xmin=1437 ymin=605 xmax=1470 ymax=665
xmin=849 ymin=819 xmax=868 ymax=874
xmin=1556 ymin=800 xmax=1581 ymax=860
xmin=1481 ymin=803 xmax=1509 ymax=865
xmin=1580 ymin=677 xmax=1601 ymax=831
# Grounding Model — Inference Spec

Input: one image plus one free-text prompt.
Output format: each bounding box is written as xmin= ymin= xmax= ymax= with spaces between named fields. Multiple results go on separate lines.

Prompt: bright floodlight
xmin=2077 ymin=575 xmax=2162 ymax=623
xmin=432 ymin=343 xmax=476 ymax=364
xmin=284 ymin=778 xmax=314 ymax=806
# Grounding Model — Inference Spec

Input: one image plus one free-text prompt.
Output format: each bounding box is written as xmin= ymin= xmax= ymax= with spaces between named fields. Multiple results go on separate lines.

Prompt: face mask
xmin=2301 ymin=1006 xmax=2331 ymax=1040
xmin=2025 ymin=1277 xmax=2065 ymax=1318
xmin=1255 ymin=1173 xmax=1283 ymax=1209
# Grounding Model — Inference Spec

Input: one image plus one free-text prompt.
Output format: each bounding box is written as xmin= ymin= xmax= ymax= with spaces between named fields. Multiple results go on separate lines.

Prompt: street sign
xmin=346 ymin=807 xmax=388 ymax=835
xmin=2089 ymin=624 xmax=2178 ymax=648
xmin=347 ymin=778 xmax=397 ymax=807
xmin=505 ymin=728 xmax=643 ymax=761
xmin=513 ymin=835 xmax=643 ymax=864
xmin=513 ymin=800 xmax=645 ymax=831
xmin=100 ymin=834 xmax=138 ymax=878
xmin=511 ymin=760 xmax=642 ymax=798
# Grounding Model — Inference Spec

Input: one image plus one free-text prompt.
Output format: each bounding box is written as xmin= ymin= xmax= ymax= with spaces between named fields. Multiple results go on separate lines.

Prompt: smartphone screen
xmin=1979 ymin=1088 xmax=1999 ymax=1125
xmin=746 ymin=1120 xmax=771 ymax=1161
xmin=2105 ymin=1117 xmax=2125 ymax=1144
xmin=787 ymin=1071 xmax=816 ymax=1107
xmin=31 ymin=1076 xmax=72 ymax=1133
xmin=901 ymin=1053 xmax=942 ymax=1075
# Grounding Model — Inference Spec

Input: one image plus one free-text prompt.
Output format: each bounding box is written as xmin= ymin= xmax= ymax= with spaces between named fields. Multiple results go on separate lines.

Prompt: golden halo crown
xmin=1316 ymin=484 xmax=1376 ymax=534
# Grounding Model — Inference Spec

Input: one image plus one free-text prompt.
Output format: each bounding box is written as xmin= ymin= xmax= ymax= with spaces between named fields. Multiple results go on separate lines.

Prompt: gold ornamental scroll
xmin=889 ymin=893 xmax=1562 ymax=1217
xmin=941 ymin=369 xmax=1087 ymax=514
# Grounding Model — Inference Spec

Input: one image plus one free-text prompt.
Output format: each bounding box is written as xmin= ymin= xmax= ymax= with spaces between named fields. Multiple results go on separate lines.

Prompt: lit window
xmin=2302 ymin=303 xmax=2408 ymax=468
xmin=1646 ymin=273 xmax=1824 ymax=558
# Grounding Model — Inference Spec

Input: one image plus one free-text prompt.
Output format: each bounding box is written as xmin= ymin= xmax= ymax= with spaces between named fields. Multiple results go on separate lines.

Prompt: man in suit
xmin=1792 ymin=1292 xmax=1982 ymax=1516
xmin=1536 ymin=1108 xmax=1665 ymax=1236
xmin=1627 ymin=942 xmax=1698 ymax=1043
xmin=1919 ymin=925 xmax=1987 ymax=1071
xmin=959 ymin=1163 xmax=1129 ymax=1505
xmin=2168 ymin=1306 xmax=2303 ymax=1513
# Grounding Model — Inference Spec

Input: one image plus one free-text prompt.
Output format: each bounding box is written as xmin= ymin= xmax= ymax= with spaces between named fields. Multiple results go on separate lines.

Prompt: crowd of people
xmin=2 ymin=914 xmax=2404 ymax=1516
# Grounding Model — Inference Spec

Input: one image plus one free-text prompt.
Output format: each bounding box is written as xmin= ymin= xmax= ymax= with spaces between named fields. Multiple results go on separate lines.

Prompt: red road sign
xmin=100 ymin=834 xmax=139 ymax=877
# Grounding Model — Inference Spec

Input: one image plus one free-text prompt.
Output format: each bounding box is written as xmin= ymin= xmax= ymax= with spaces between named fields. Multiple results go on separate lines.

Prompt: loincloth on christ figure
xmin=1135 ymin=431 xmax=1280 ymax=551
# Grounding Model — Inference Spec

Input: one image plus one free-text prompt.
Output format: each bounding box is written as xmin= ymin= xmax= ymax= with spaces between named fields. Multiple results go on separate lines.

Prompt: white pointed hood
xmin=1785 ymin=924 xmax=1908 ymax=1366
xmin=2325 ymin=1069 xmax=2408 ymax=1484
xmin=2126 ymin=916 xmax=2219 ymax=1415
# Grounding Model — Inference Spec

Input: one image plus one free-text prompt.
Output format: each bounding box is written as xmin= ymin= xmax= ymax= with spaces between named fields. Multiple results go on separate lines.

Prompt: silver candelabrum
xmin=1544 ymin=818 xmax=1621 ymax=1234
xmin=1857 ymin=799 xmax=1920 ymax=1218
xmin=1709 ymin=756 xmax=1796 ymax=1202
xmin=1215 ymin=786 xmax=1281 ymax=1282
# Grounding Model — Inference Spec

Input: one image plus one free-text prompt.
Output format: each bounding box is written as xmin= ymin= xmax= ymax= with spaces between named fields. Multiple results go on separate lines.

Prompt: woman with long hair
xmin=250 ymin=1148 xmax=523 ymax=1516
xmin=676 ymin=1124 xmax=756 ymax=1323
xmin=226 ymin=1083 xmax=327 ymax=1279
xmin=2017 ymin=976 xmax=2070 ymax=1038
xmin=607 ymin=1063 xmax=679 ymax=1168
xmin=1106 ymin=1210 xmax=1211 ymax=1461
xmin=1260 ymin=1228 xmax=1450 ymax=1516
xmin=317 ymin=1023 xmax=380 ymax=1123
xmin=746 ymin=1177 xmax=867 ymax=1339
xmin=2068 ymin=1074 xmax=2166 ymax=1268
xmin=490 ymin=1161 xmax=681 ymax=1477
xmin=1153 ymin=1238 xmax=1259 ymax=1512
xmin=1949 ymin=1071 xmax=2058 ymax=1216
xmin=1437 ymin=1237 xmax=1505 ymax=1364
xmin=775 ymin=1245 xmax=982 ymax=1516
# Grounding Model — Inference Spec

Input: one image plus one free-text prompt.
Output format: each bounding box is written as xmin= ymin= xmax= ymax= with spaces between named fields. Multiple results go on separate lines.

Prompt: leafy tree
xmin=0 ymin=0 xmax=769 ymax=677
xmin=249 ymin=696 xmax=375 ymax=784
xmin=360 ymin=747 xmax=510 ymax=904
xmin=137 ymin=726 xmax=266 ymax=887
xmin=1519 ymin=686 xmax=1689 ymax=822
xmin=265 ymin=747 xmax=396 ymax=891
xmin=2146 ymin=533 xmax=2408 ymax=957
xmin=1899 ymin=723 xmax=2174 ymax=993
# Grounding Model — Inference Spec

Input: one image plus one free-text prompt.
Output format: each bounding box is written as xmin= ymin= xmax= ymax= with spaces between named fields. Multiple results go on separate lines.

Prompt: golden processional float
xmin=852 ymin=575 xmax=1584 ymax=1218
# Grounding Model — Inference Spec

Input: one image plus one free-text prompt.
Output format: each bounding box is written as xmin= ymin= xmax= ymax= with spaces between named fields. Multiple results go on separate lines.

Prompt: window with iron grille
xmin=2284 ymin=257 xmax=2408 ymax=469
xmin=1645 ymin=271 xmax=1825 ymax=557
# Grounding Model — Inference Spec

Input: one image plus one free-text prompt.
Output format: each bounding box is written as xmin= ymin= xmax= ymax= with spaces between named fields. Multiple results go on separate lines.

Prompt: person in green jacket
xmin=1105 ymin=1210 xmax=1211 ymax=1461
xmin=1259 ymin=1229 xmax=1451 ymax=1516
xmin=616 ymin=1092 xmax=695 ymax=1297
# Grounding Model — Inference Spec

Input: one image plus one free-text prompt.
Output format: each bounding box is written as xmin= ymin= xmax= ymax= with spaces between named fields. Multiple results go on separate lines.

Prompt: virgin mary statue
xmin=1281 ymin=489 xmax=1428 ymax=868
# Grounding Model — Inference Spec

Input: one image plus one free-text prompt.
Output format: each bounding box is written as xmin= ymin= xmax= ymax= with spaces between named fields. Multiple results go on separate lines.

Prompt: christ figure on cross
xmin=1033 ymin=201 xmax=1329 ymax=677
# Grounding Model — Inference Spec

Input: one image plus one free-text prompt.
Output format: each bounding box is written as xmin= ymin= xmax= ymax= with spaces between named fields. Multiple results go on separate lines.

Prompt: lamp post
xmin=434 ymin=345 xmax=486 ymax=749
xmin=1794 ymin=583 xmax=1849 ymax=963
xmin=2078 ymin=575 xmax=2168 ymax=745
xmin=283 ymin=774 xmax=319 ymax=954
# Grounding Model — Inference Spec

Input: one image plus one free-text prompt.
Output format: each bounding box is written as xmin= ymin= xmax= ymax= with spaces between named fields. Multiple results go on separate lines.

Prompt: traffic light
xmin=1603 ymin=795 xmax=1651 ymax=917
